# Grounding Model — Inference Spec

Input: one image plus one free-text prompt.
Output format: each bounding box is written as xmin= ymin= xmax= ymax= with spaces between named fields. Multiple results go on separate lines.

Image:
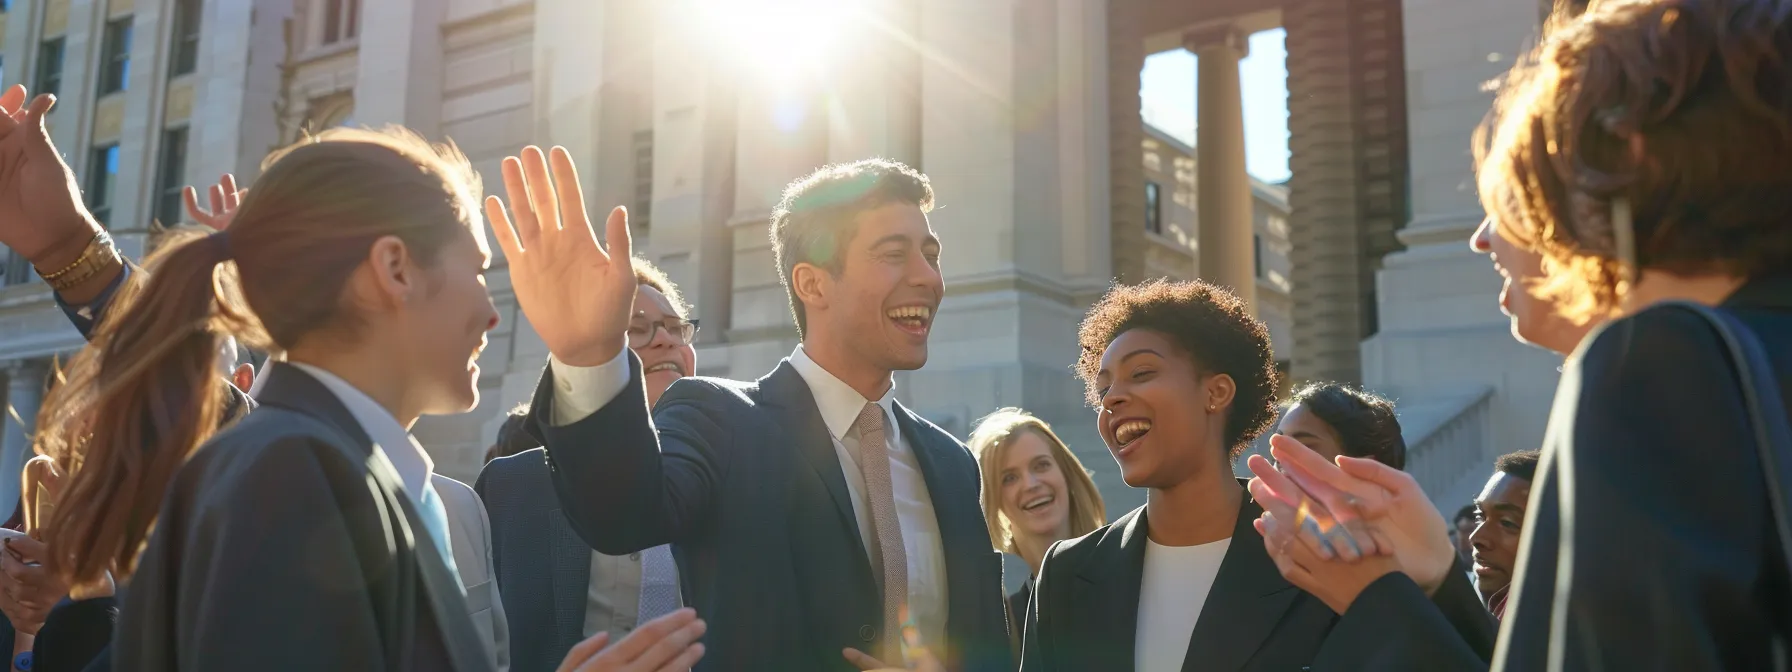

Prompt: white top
xmin=547 ymin=345 xmax=950 ymax=655
xmin=1133 ymin=537 xmax=1231 ymax=672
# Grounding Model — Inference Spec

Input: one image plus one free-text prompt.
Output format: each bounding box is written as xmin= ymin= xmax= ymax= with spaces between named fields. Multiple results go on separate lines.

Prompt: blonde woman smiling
xmin=969 ymin=408 xmax=1106 ymax=628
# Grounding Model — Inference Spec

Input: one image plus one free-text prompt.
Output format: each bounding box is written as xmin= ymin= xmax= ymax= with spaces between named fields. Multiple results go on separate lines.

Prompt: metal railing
xmin=1401 ymin=386 xmax=1497 ymax=512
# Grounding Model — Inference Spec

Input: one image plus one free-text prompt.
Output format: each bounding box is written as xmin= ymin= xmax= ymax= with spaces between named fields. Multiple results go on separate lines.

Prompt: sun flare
xmin=696 ymin=0 xmax=860 ymax=82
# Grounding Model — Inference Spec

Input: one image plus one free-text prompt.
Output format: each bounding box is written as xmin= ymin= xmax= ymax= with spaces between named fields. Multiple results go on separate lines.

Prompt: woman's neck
xmin=1621 ymin=270 xmax=1746 ymax=316
xmin=286 ymin=341 xmax=420 ymax=428
xmin=1012 ymin=519 xmax=1072 ymax=577
xmin=1145 ymin=464 xmax=1242 ymax=547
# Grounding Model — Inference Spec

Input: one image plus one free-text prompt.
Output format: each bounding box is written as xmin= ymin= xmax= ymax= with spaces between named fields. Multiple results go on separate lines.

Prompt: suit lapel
xmin=1181 ymin=489 xmax=1301 ymax=672
xmin=759 ymin=361 xmax=870 ymax=566
xmin=1074 ymin=507 xmax=1149 ymax=670
xmin=258 ymin=365 xmax=491 ymax=672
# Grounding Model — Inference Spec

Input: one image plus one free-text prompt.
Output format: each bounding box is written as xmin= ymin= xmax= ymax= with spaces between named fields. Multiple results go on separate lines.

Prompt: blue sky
xmin=1140 ymin=29 xmax=1291 ymax=183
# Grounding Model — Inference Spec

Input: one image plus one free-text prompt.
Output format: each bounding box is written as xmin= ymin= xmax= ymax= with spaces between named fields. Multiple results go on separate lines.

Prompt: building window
xmin=322 ymin=0 xmax=361 ymax=45
xmin=99 ymin=18 xmax=133 ymax=94
xmin=1253 ymin=234 xmax=1265 ymax=279
xmin=35 ymin=38 xmax=64 ymax=98
xmin=633 ymin=130 xmax=654 ymax=233
xmin=170 ymin=0 xmax=202 ymax=77
xmin=1144 ymin=182 xmax=1162 ymax=234
xmin=156 ymin=128 xmax=190 ymax=227
xmin=87 ymin=144 xmax=120 ymax=228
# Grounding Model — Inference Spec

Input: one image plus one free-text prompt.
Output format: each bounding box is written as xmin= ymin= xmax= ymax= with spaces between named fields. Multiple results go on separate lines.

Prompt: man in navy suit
xmin=476 ymin=258 xmax=700 ymax=672
xmin=485 ymin=151 xmax=1010 ymax=671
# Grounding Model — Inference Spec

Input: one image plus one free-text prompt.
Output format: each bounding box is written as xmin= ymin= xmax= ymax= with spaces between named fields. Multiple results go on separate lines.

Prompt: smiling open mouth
xmin=1114 ymin=419 xmax=1153 ymax=446
xmin=887 ymin=306 xmax=933 ymax=336
xmin=644 ymin=361 xmax=685 ymax=375
xmin=1021 ymin=495 xmax=1055 ymax=511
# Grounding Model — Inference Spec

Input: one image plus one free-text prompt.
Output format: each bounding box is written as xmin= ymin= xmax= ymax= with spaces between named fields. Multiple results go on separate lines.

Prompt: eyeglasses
xmin=627 ymin=318 xmax=701 ymax=348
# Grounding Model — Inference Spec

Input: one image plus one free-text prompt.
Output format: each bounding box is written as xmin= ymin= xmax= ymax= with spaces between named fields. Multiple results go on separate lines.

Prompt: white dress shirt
xmin=287 ymin=362 xmax=458 ymax=579
xmin=546 ymin=346 xmax=951 ymax=656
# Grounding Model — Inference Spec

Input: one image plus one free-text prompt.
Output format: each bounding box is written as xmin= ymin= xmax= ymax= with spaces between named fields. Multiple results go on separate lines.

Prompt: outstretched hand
xmin=182 ymin=173 xmax=246 ymax=231
xmin=0 ymin=85 xmax=101 ymax=269
xmin=556 ymin=608 xmax=705 ymax=672
xmin=486 ymin=145 xmax=638 ymax=367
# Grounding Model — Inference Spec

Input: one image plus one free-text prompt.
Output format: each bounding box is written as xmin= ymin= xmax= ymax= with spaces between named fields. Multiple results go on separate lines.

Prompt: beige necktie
xmin=854 ymin=402 xmax=908 ymax=661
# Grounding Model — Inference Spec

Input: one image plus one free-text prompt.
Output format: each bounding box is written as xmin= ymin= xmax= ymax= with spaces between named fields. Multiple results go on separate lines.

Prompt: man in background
xmin=1469 ymin=450 xmax=1538 ymax=619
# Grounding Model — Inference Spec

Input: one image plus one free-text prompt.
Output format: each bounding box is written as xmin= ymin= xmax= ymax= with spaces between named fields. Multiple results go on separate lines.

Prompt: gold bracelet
xmin=39 ymin=232 xmax=121 ymax=292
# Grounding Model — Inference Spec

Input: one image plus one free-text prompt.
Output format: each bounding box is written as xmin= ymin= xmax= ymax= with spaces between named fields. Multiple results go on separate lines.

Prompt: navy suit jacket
xmin=475 ymin=449 xmax=598 ymax=672
xmin=524 ymin=352 xmax=1011 ymax=671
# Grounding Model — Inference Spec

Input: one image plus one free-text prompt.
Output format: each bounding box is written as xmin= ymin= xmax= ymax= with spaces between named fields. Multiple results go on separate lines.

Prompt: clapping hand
xmin=1262 ymin=434 xmax=1456 ymax=595
xmin=0 ymin=531 xmax=71 ymax=636
xmin=555 ymin=608 xmax=706 ymax=672
xmin=181 ymin=173 xmax=246 ymax=231
xmin=0 ymin=85 xmax=100 ymax=270
xmin=486 ymin=146 xmax=638 ymax=367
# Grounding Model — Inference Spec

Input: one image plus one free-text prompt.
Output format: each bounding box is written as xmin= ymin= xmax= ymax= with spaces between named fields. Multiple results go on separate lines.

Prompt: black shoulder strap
xmin=1667 ymin=301 xmax=1792 ymax=601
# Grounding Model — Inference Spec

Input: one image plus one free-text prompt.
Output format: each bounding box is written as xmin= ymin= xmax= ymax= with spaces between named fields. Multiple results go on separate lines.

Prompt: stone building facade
xmin=0 ymin=0 xmax=1564 ymax=518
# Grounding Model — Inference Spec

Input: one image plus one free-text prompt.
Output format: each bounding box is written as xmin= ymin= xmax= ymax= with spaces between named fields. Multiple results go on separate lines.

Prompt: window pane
xmin=171 ymin=0 xmax=201 ymax=76
xmin=36 ymin=39 xmax=63 ymax=98
xmin=88 ymin=145 xmax=120 ymax=227
xmin=99 ymin=18 xmax=133 ymax=94
xmin=1144 ymin=182 xmax=1161 ymax=234
xmin=323 ymin=0 xmax=343 ymax=44
xmin=157 ymin=128 xmax=190 ymax=227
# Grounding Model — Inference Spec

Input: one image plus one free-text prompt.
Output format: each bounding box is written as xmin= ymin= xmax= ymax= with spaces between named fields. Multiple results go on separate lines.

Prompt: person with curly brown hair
xmin=1017 ymin=279 xmax=1336 ymax=671
xmin=1249 ymin=0 xmax=1792 ymax=669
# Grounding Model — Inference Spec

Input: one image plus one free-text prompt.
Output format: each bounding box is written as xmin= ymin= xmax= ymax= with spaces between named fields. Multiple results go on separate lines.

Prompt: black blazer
xmin=1019 ymin=486 xmax=1337 ymax=671
xmin=1313 ymin=274 xmax=1792 ymax=671
xmin=525 ymin=352 xmax=1011 ymax=671
xmin=114 ymin=364 xmax=491 ymax=671
xmin=475 ymin=448 xmax=599 ymax=672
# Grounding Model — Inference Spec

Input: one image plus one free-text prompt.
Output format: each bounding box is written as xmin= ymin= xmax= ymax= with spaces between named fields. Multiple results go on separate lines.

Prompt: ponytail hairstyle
xmin=37 ymin=127 xmax=482 ymax=587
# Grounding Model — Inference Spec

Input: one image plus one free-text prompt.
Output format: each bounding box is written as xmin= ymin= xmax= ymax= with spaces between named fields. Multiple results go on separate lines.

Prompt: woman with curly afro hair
xmin=1018 ymin=279 xmax=1340 ymax=671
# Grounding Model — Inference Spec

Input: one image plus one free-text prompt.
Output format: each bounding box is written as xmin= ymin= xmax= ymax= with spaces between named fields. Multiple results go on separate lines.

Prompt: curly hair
xmin=1476 ymin=0 xmax=1792 ymax=323
xmin=1285 ymin=383 xmax=1407 ymax=470
xmin=1495 ymin=449 xmax=1541 ymax=482
xmin=1074 ymin=279 xmax=1278 ymax=458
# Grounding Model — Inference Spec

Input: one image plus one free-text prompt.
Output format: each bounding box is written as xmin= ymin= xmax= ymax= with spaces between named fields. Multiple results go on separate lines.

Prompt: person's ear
xmin=232 ymin=363 xmax=255 ymax=394
xmin=1204 ymin=374 xmax=1237 ymax=414
xmin=791 ymin=262 xmax=831 ymax=316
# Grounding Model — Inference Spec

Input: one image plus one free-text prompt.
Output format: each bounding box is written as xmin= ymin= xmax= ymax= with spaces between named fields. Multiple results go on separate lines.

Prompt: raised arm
xmin=1499 ymin=306 xmax=1774 ymax=670
xmin=490 ymin=146 xmax=718 ymax=555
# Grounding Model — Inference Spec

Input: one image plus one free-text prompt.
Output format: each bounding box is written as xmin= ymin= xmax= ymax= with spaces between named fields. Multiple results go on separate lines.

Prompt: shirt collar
xmin=287 ymin=361 xmax=435 ymax=497
xmin=788 ymin=345 xmax=898 ymax=441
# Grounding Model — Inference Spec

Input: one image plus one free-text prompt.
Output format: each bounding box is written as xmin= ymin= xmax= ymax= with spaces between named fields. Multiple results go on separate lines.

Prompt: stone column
xmin=353 ymin=0 xmax=445 ymax=136
xmin=0 ymin=360 xmax=46 ymax=513
xmin=1285 ymin=0 xmax=1366 ymax=384
xmin=1187 ymin=25 xmax=1256 ymax=311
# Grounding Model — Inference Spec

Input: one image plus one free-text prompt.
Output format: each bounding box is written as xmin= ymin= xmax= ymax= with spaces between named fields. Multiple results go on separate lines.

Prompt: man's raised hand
xmin=486 ymin=145 xmax=638 ymax=367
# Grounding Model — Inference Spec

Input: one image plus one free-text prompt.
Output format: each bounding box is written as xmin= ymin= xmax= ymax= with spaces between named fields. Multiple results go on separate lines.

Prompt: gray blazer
xmin=435 ymin=474 xmax=512 ymax=672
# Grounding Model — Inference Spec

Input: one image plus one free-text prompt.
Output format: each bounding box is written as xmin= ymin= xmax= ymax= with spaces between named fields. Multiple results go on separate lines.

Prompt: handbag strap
xmin=1668 ymin=301 xmax=1792 ymax=592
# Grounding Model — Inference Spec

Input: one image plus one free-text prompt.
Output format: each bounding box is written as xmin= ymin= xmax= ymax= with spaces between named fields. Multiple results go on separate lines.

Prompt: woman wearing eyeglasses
xmin=476 ymin=258 xmax=702 ymax=672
